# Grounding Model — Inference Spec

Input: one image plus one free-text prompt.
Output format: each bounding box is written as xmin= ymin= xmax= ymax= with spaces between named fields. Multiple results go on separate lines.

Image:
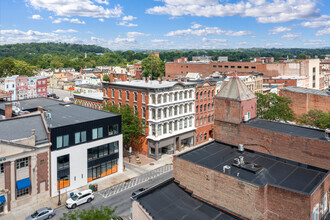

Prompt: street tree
xmin=102 ymin=74 xmax=110 ymax=82
xmin=141 ymin=54 xmax=165 ymax=80
xmin=61 ymin=206 xmax=119 ymax=220
xmin=297 ymin=110 xmax=330 ymax=129
xmin=256 ymin=93 xmax=295 ymax=122
xmin=103 ymin=104 xmax=145 ymax=151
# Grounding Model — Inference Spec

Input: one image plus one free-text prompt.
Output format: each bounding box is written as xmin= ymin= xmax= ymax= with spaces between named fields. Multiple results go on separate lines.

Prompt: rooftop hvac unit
xmin=243 ymin=114 xmax=249 ymax=122
xmin=239 ymin=156 xmax=244 ymax=165
xmin=233 ymin=158 xmax=240 ymax=166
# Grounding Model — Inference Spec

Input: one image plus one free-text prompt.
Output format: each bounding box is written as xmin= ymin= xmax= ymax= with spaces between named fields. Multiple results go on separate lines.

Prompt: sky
xmin=0 ymin=0 xmax=329 ymax=50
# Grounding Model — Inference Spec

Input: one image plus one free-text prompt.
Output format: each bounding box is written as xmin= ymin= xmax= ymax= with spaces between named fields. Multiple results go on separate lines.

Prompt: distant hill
xmin=0 ymin=42 xmax=111 ymax=59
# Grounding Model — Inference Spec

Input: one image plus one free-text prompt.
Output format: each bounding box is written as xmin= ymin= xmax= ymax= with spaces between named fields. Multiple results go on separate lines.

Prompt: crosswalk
xmin=99 ymin=164 xmax=173 ymax=198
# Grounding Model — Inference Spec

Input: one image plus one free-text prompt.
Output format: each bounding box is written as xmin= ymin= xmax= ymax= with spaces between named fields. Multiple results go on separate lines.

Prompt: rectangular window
xmin=244 ymin=66 xmax=249 ymax=69
xmin=142 ymin=93 xmax=146 ymax=103
xmin=92 ymin=128 xmax=98 ymax=140
xmin=16 ymin=157 xmax=29 ymax=169
xmin=75 ymin=132 xmax=80 ymax=144
xmin=152 ymin=109 xmax=156 ymax=120
xmin=184 ymin=118 xmax=187 ymax=128
xmin=158 ymin=109 xmax=162 ymax=119
xmin=57 ymin=154 xmax=70 ymax=190
xmin=63 ymin=135 xmax=69 ymax=147
xmin=231 ymin=66 xmax=235 ymax=68
xmin=108 ymin=124 xmax=119 ymax=135
xmin=169 ymin=107 xmax=172 ymax=117
xmin=179 ymin=120 xmax=183 ymax=129
xmin=98 ymin=127 xmax=103 ymax=138
xmin=169 ymin=122 xmax=172 ymax=132
xmin=126 ymin=91 xmax=129 ymax=101
xmin=119 ymin=90 xmax=122 ymax=99
xmin=158 ymin=124 xmax=162 ymax=136
xmin=312 ymin=204 xmax=319 ymax=220
xmin=134 ymin=92 xmax=137 ymax=102
xmin=0 ymin=163 xmax=3 ymax=173
xmin=111 ymin=89 xmax=115 ymax=98
xmin=163 ymin=94 xmax=167 ymax=103
xmin=174 ymin=121 xmax=178 ymax=131
xmin=142 ymin=107 xmax=146 ymax=118
xmin=189 ymin=118 xmax=192 ymax=127
xmin=163 ymin=108 xmax=167 ymax=118
xmin=17 ymin=188 xmax=30 ymax=198
xmin=56 ymin=136 xmax=63 ymax=148
xmin=163 ymin=124 xmax=167 ymax=134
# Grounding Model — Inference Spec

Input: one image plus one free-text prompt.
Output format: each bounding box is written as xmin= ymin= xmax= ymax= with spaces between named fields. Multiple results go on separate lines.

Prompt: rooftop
xmin=216 ymin=76 xmax=256 ymax=101
xmin=136 ymin=178 xmax=239 ymax=220
xmin=245 ymin=118 xmax=327 ymax=141
xmin=177 ymin=141 xmax=328 ymax=195
xmin=280 ymin=86 xmax=330 ymax=97
xmin=104 ymin=80 xmax=195 ymax=89
xmin=73 ymin=92 xmax=103 ymax=101
xmin=75 ymin=84 xmax=102 ymax=89
xmin=0 ymin=114 xmax=48 ymax=144
xmin=0 ymin=98 xmax=118 ymax=128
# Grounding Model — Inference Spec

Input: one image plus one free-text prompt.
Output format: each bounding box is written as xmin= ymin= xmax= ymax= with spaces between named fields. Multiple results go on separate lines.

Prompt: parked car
xmin=26 ymin=207 xmax=55 ymax=220
xmin=131 ymin=188 xmax=146 ymax=197
xmin=66 ymin=189 xmax=94 ymax=209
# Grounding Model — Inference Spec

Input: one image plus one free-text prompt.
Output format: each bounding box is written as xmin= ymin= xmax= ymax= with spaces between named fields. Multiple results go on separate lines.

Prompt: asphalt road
xmin=53 ymin=170 xmax=173 ymax=220
xmin=47 ymin=87 xmax=73 ymax=100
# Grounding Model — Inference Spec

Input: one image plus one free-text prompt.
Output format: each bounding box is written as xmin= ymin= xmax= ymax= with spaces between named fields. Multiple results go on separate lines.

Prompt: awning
xmin=16 ymin=178 xmax=31 ymax=190
xmin=0 ymin=195 xmax=6 ymax=204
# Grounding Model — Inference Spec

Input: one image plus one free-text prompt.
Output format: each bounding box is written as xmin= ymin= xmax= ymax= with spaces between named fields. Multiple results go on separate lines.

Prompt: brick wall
xmin=214 ymin=121 xmax=330 ymax=170
xmin=37 ymin=152 xmax=49 ymax=194
xmin=279 ymin=90 xmax=330 ymax=117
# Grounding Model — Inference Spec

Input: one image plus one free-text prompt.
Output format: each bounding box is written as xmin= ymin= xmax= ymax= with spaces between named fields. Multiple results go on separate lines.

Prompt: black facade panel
xmin=88 ymin=152 xmax=119 ymax=167
xmin=50 ymin=115 xmax=121 ymax=151
xmin=57 ymin=168 xmax=70 ymax=178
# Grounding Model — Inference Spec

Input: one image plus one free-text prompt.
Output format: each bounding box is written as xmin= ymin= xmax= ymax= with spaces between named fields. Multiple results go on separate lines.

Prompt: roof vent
xmin=238 ymin=144 xmax=244 ymax=152
xmin=223 ymin=165 xmax=231 ymax=174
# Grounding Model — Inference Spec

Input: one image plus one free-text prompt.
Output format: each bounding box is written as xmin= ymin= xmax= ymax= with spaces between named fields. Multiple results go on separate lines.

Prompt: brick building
xmin=0 ymin=113 xmax=51 ymax=215
xmin=194 ymin=81 xmax=216 ymax=145
xmin=74 ymin=92 xmax=104 ymax=110
xmin=279 ymin=87 xmax=330 ymax=117
xmin=166 ymin=58 xmax=321 ymax=89
xmin=132 ymin=75 xmax=330 ymax=220
xmin=263 ymin=76 xmax=309 ymax=89
xmin=103 ymin=78 xmax=196 ymax=159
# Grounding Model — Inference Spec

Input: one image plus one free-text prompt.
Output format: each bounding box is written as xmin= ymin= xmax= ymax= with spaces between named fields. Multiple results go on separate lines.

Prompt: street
xmin=53 ymin=165 xmax=173 ymax=220
xmin=47 ymin=87 xmax=73 ymax=100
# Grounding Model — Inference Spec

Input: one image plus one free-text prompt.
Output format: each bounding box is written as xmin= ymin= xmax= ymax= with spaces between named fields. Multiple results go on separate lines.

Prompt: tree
xmin=103 ymin=104 xmax=145 ymax=150
xmin=0 ymin=57 xmax=15 ymax=77
xmin=141 ymin=54 xmax=165 ymax=80
xmin=61 ymin=206 xmax=119 ymax=220
xmin=297 ymin=110 xmax=330 ymax=129
xmin=102 ymin=74 xmax=110 ymax=82
xmin=256 ymin=93 xmax=295 ymax=122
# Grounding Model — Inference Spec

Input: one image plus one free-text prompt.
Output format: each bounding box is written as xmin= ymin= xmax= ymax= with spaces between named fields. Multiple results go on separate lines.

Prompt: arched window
xmin=204 ymin=104 xmax=207 ymax=112
xmin=196 ymin=117 xmax=199 ymax=126
xmin=208 ymin=115 xmax=210 ymax=123
xmin=208 ymin=103 xmax=210 ymax=111
xmin=133 ymin=92 xmax=137 ymax=102
xmin=157 ymin=94 xmax=162 ymax=104
xmin=212 ymin=114 xmax=214 ymax=121
xmin=200 ymin=105 xmax=203 ymax=112
xmin=196 ymin=134 xmax=199 ymax=143
xmin=200 ymin=92 xmax=203 ymax=100
xmin=200 ymin=117 xmax=203 ymax=125
xmin=208 ymin=91 xmax=210 ymax=99
xmin=125 ymin=91 xmax=129 ymax=100
xmin=204 ymin=132 xmax=207 ymax=140
xmin=204 ymin=91 xmax=207 ymax=99
xmin=212 ymin=102 xmax=214 ymax=110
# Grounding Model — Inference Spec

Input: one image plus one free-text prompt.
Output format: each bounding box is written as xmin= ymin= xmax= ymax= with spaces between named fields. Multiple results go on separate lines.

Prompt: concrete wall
xmin=132 ymin=200 xmax=153 ymax=220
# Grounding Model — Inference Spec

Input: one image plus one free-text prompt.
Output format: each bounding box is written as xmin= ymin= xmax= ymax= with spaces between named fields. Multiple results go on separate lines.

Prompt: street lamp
xmin=57 ymin=189 xmax=61 ymax=206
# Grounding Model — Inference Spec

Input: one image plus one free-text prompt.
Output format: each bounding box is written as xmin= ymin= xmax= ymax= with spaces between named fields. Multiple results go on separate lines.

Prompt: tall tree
xmin=0 ymin=57 xmax=15 ymax=77
xmin=103 ymin=104 xmax=145 ymax=151
xmin=61 ymin=206 xmax=118 ymax=220
xmin=141 ymin=54 xmax=165 ymax=80
xmin=256 ymin=93 xmax=295 ymax=122
xmin=102 ymin=74 xmax=110 ymax=82
xmin=297 ymin=110 xmax=330 ymax=129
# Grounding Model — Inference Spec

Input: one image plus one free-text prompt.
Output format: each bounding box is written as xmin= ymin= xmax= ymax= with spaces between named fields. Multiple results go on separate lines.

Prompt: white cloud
xmin=191 ymin=23 xmax=202 ymax=29
xmin=1 ymin=29 xmax=57 ymax=37
xmin=165 ymin=26 xmax=252 ymax=37
xmin=150 ymin=39 xmax=175 ymax=45
xmin=126 ymin=32 xmax=150 ymax=38
xmin=202 ymin=38 xmax=227 ymax=43
xmin=53 ymin=18 xmax=86 ymax=24
xmin=91 ymin=36 xmax=108 ymax=44
xmin=269 ymin=26 xmax=291 ymax=34
xmin=95 ymin=0 xmax=109 ymax=5
xmin=146 ymin=0 xmax=319 ymax=23
xmin=99 ymin=18 xmax=105 ymax=22
xmin=315 ymin=27 xmax=330 ymax=36
xmin=265 ymin=42 xmax=284 ymax=47
xmin=118 ymin=21 xmax=138 ymax=27
xmin=49 ymin=16 xmax=53 ymax=20
xmin=27 ymin=0 xmax=122 ymax=18
xmin=31 ymin=14 xmax=42 ymax=20
xmin=280 ymin=33 xmax=301 ymax=40
xmin=303 ymin=40 xmax=325 ymax=46
xmin=122 ymin=15 xmax=136 ymax=21
xmin=300 ymin=15 xmax=330 ymax=29
xmin=114 ymin=37 xmax=136 ymax=43
xmin=238 ymin=41 xmax=248 ymax=45
xmin=53 ymin=29 xmax=78 ymax=33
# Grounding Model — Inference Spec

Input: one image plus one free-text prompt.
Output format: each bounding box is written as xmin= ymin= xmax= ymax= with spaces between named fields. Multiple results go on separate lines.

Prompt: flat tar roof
xmin=245 ymin=118 xmax=326 ymax=141
xmin=136 ymin=179 xmax=239 ymax=220
xmin=104 ymin=80 xmax=195 ymax=89
xmin=73 ymin=92 xmax=103 ymax=101
xmin=0 ymin=98 xmax=119 ymax=128
xmin=177 ymin=141 xmax=328 ymax=195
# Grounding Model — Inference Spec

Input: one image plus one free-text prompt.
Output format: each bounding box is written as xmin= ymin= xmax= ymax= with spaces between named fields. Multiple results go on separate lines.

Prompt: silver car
xmin=26 ymin=207 xmax=55 ymax=220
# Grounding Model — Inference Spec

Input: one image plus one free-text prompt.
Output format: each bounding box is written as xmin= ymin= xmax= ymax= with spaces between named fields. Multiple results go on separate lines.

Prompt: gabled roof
xmin=216 ymin=76 xmax=255 ymax=101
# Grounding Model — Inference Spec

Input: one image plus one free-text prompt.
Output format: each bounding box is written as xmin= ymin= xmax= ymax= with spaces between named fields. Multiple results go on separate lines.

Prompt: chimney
xmin=178 ymin=78 xmax=182 ymax=82
xmin=158 ymin=77 xmax=162 ymax=84
xmin=183 ymin=78 xmax=188 ymax=82
xmin=168 ymin=78 xmax=172 ymax=82
xmin=5 ymin=103 xmax=12 ymax=119
xmin=146 ymin=77 xmax=149 ymax=83
xmin=37 ymin=106 xmax=43 ymax=113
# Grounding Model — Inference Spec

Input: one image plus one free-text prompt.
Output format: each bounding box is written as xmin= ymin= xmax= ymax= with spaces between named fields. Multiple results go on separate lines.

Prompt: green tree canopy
xmin=0 ymin=57 xmax=36 ymax=77
xmin=297 ymin=110 xmax=330 ymax=129
xmin=61 ymin=206 xmax=119 ymax=220
xmin=103 ymin=104 xmax=145 ymax=150
xmin=102 ymin=74 xmax=110 ymax=82
xmin=256 ymin=93 xmax=295 ymax=122
xmin=141 ymin=54 xmax=165 ymax=80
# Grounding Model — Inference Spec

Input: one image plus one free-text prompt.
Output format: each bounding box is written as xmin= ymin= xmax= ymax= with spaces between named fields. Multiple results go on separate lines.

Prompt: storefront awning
xmin=0 ymin=195 xmax=6 ymax=204
xmin=16 ymin=178 xmax=31 ymax=190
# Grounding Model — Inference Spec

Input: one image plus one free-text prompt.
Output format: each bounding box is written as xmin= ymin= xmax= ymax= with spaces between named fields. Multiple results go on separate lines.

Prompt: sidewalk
xmin=0 ymin=140 xmax=212 ymax=220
